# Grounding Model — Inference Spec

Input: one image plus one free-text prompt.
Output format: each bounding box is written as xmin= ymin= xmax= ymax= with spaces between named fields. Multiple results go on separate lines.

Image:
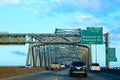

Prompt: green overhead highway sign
xmin=81 ymin=27 xmax=103 ymax=44
xmin=107 ymin=48 xmax=117 ymax=62
xmin=107 ymin=57 xmax=117 ymax=62
xmin=107 ymin=48 xmax=116 ymax=57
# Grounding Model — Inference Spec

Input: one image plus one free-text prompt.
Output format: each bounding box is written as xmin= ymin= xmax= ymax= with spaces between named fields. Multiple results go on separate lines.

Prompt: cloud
xmin=76 ymin=14 xmax=100 ymax=24
xmin=49 ymin=0 xmax=102 ymax=13
xmin=0 ymin=0 xmax=20 ymax=6
xmin=110 ymin=33 xmax=120 ymax=41
xmin=12 ymin=51 xmax=27 ymax=56
xmin=19 ymin=0 xmax=100 ymax=15
xmin=21 ymin=0 xmax=51 ymax=16
xmin=21 ymin=6 xmax=40 ymax=15
xmin=51 ymin=0 xmax=63 ymax=4
xmin=17 ymin=0 xmax=120 ymax=17
xmin=1 ymin=0 xmax=120 ymax=16
xmin=1 ymin=0 xmax=119 ymax=35
xmin=69 ymin=13 xmax=106 ymax=28
xmin=76 ymin=0 xmax=101 ymax=10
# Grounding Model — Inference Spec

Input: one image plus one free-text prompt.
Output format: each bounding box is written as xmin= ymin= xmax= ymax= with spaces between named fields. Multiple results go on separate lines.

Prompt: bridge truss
xmin=0 ymin=29 xmax=92 ymax=67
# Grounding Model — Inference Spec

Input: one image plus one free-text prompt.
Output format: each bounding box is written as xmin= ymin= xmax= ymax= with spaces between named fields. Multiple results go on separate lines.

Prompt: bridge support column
xmin=42 ymin=46 xmax=46 ymax=67
xmin=47 ymin=57 xmax=51 ymax=68
xmin=26 ymin=44 xmax=37 ymax=67
xmin=40 ymin=52 xmax=43 ymax=67
xmin=105 ymin=32 xmax=110 ymax=69
xmin=26 ymin=44 xmax=33 ymax=66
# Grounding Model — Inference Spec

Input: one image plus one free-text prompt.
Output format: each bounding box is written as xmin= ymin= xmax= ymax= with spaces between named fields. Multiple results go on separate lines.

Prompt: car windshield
xmin=72 ymin=62 xmax=85 ymax=66
xmin=92 ymin=63 xmax=99 ymax=66
xmin=52 ymin=62 xmax=59 ymax=64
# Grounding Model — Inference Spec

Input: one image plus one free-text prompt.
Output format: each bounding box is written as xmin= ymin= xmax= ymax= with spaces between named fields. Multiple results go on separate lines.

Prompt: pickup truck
xmin=50 ymin=62 xmax=61 ymax=71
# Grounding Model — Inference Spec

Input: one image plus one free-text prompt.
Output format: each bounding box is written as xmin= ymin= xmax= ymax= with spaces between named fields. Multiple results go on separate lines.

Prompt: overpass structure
xmin=0 ymin=28 xmax=110 ymax=68
xmin=26 ymin=28 xmax=91 ymax=67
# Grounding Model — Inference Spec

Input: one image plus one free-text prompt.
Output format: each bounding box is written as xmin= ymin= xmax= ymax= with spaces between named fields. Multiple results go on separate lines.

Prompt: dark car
xmin=69 ymin=61 xmax=87 ymax=77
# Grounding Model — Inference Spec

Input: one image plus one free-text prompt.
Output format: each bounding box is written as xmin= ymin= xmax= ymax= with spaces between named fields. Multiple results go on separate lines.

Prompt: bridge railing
xmin=101 ymin=67 xmax=120 ymax=75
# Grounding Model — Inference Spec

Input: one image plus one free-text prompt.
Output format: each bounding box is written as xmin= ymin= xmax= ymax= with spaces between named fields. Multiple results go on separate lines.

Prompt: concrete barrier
xmin=101 ymin=68 xmax=120 ymax=75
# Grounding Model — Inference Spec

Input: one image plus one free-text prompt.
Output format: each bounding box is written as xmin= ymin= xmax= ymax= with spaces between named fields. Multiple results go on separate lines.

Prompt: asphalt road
xmin=4 ymin=69 xmax=120 ymax=80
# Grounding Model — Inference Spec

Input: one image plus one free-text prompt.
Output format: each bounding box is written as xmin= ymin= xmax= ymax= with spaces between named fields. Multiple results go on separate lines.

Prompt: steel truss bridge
xmin=0 ymin=28 xmax=109 ymax=68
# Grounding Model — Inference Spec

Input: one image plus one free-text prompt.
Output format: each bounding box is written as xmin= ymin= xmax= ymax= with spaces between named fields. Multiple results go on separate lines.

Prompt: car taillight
xmin=82 ymin=66 xmax=86 ymax=68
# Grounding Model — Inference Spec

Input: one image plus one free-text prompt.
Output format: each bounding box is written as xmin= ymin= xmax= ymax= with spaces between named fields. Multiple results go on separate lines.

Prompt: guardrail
xmin=101 ymin=67 xmax=120 ymax=75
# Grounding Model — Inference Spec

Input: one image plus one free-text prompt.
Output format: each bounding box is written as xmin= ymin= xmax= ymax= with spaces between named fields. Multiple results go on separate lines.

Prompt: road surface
xmin=5 ymin=69 xmax=120 ymax=80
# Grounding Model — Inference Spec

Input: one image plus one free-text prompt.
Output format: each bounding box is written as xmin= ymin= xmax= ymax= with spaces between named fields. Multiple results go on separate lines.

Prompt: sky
xmin=0 ymin=0 xmax=120 ymax=68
